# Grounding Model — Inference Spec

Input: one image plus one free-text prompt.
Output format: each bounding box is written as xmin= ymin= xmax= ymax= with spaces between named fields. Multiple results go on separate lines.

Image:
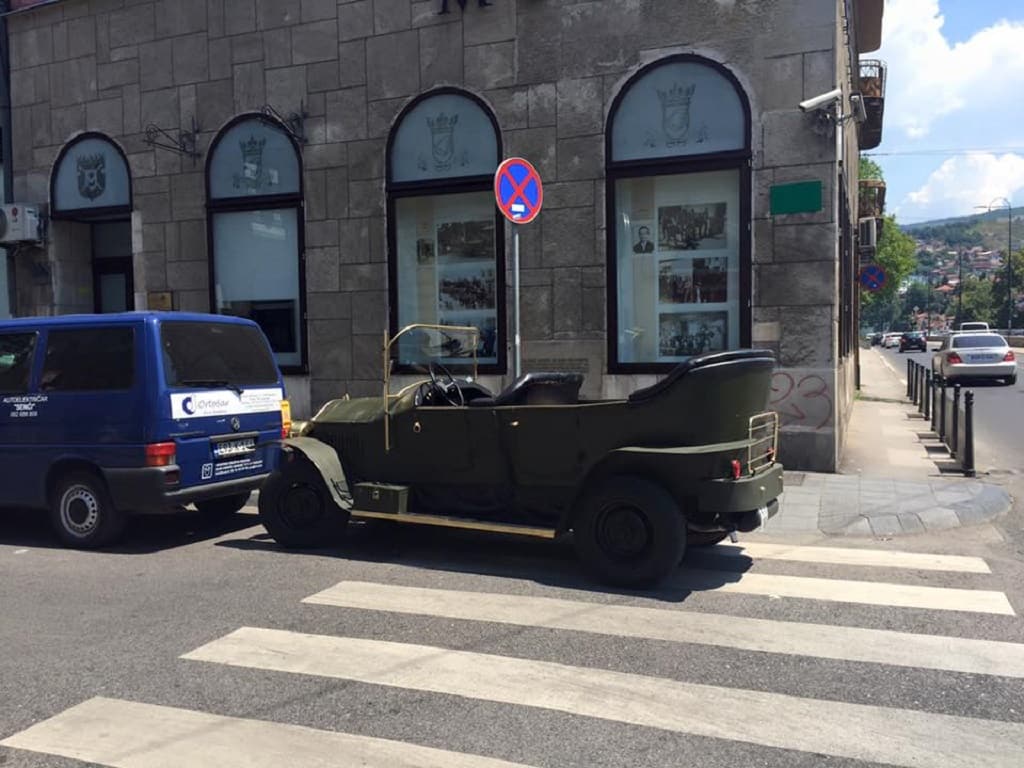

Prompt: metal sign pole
xmin=513 ymin=225 xmax=521 ymax=378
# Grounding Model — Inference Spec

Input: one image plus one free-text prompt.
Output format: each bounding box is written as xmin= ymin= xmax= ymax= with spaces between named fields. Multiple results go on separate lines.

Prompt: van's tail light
xmin=145 ymin=442 xmax=177 ymax=467
xmin=947 ymin=352 xmax=963 ymax=364
xmin=730 ymin=459 xmax=743 ymax=480
xmin=281 ymin=399 xmax=292 ymax=438
xmin=1004 ymin=350 xmax=1016 ymax=362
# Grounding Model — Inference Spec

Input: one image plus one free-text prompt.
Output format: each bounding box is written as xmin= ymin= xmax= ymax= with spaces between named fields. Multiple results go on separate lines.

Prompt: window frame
xmin=50 ymin=132 xmax=134 ymax=221
xmin=605 ymin=55 xmax=753 ymax=374
xmin=205 ymin=113 xmax=308 ymax=375
xmin=385 ymin=88 xmax=507 ymax=375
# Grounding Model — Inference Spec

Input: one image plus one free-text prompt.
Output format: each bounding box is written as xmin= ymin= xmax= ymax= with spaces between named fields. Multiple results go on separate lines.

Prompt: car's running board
xmin=349 ymin=509 xmax=558 ymax=539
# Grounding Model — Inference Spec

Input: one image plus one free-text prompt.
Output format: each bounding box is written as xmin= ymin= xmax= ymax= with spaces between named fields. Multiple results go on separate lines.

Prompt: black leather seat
xmin=628 ymin=349 xmax=776 ymax=403
xmin=468 ymin=372 xmax=583 ymax=407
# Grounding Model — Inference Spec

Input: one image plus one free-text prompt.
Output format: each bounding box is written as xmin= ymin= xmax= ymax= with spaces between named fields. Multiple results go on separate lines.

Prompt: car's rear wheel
xmin=573 ymin=475 xmax=685 ymax=587
xmin=258 ymin=458 xmax=348 ymax=548
xmin=49 ymin=470 xmax=126 ymax=549
xmin=1005 ymin=374 xmax=1017 ymax=386
xmin=196 ymin=492 xmax=251 ymax=518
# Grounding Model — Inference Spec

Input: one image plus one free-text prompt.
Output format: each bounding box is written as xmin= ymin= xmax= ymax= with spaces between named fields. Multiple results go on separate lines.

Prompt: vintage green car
xmin=257 ymin=325 xmax=783 ymax=587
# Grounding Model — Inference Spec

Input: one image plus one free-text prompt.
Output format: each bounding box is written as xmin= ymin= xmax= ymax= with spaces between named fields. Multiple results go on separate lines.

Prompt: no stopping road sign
xmin=494 ymin=157 xmax=543 ymax=224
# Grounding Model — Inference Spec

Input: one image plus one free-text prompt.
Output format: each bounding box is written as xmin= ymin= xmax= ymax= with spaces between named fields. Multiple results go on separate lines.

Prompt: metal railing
xmin=906 ymin=359 xmax=975 ymax=477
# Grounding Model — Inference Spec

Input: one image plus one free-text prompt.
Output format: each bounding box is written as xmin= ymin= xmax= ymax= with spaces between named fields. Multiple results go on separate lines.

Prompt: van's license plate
xmin=213 ymin=438 xmax=256 ymax=458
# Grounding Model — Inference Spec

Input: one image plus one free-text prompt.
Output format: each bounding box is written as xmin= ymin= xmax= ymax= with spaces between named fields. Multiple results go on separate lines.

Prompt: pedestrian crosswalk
xmin=4 ymin=540 xmax=1024 ymax=768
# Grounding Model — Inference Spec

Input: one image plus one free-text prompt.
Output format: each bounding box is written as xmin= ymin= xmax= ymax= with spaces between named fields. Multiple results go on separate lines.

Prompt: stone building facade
xmin=1 ymin=0 xmax=883 ymax=471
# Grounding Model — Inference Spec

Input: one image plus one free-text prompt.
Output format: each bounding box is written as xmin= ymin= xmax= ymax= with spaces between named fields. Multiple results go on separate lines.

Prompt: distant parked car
xmin=882 ymin=333 xmax=902 ymax=348
xmin=932 ymin=332 xmax=1017 ymax=385
xmin=899 ymin=331 xmax=927 ymax=353
xmin=958 ymin=321 xmax=990 ymax=333
xmin=869 ymin=332 xmax=883 ymax=346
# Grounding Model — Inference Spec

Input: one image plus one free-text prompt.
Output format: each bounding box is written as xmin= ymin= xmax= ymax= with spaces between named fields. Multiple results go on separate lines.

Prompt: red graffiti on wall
xmin=769 ymin=372 xmax=833 ymax=430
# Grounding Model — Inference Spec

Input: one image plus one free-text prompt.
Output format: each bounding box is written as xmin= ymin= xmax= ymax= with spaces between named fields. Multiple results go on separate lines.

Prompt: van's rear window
xmin=160 ymin=322 xmax=279 ymax=387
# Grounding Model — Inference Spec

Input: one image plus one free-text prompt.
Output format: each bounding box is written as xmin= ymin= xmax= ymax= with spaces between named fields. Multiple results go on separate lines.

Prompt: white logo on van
xmin=201 ymin=463 xmax=214 ymax=480
xmin=3 ymin=394 xmax=48 ymax=419
xmin=170 ymin=388 xmax=283 ymax=420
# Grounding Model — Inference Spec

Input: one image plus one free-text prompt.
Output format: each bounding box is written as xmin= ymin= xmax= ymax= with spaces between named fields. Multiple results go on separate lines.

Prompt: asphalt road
xmin=876 ymin=343 xmax=1024 ymax=476
xmin=3 ymin=504 xmax=1024 ymax=768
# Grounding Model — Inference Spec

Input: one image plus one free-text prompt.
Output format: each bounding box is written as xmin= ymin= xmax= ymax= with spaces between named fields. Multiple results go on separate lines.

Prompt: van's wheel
xmin=49 ymin=470 xmax=126 ymax=549
xmin=573 ymin=475 xmax=685 ymax=587
xmin=687 ymin=531 xmax=729 ymax=547
xmin=258 ymin=458 xmax=348 ymax=548
xmin=196 ymin=492 xmax=251 ymax=518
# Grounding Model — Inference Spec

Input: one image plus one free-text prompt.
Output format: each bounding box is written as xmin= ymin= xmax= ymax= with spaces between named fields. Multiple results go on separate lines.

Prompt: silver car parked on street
xmin=932 ymin=332 xmax=1017 ymax=385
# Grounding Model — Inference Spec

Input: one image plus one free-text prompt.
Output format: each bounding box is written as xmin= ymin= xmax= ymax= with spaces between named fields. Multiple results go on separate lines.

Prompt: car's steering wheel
xmin=427 ymin=361 xmax=465 ymax=406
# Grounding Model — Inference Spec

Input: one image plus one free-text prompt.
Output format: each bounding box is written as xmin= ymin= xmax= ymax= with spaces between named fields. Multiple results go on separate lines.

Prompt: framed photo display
xmin=394 ymin=191 xmax=500 ymax=367
xmin=614 ymin=169 xmax=740 ymax=363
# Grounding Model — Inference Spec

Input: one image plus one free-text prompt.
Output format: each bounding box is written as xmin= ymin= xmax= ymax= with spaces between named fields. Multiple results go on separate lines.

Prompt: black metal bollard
xmin=924 ymin=371 xmax=931 ymax=421
xmin=938 ymin=376 xmax=947 ymax=441
xmin=907 ymin=359 xmax=912 ymax=398
xmin=963 ymin=391 xmax=975 ymax=477
xmin=951 ymin=384 xmax=960 ymax=458
xmin=930 ymin=374 xmax=939 ymax=432
xmin=910 ymin=362 xmax=917 ymax=402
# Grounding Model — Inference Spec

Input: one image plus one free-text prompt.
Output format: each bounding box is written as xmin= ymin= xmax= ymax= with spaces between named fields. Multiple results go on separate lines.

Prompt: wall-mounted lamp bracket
xmin=143 ymin=115 xmax=201 ymax=165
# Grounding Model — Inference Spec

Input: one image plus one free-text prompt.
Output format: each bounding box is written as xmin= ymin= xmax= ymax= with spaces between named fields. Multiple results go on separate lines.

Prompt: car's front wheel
xmin=258 ymin=458 xmax=348 ymax=548
xmin=573 ymin=475 xmax=685 ymax=587
xmin=49 ymin=470 xmax=126 ymax=548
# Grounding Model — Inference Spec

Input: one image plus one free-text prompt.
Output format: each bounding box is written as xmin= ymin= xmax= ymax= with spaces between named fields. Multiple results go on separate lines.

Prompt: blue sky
xmin=869 ymin=0 xmax=1024 ymax=224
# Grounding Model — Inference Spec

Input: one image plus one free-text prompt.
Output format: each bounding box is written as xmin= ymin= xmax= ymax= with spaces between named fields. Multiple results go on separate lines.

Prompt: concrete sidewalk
xmin=761 ymin=347 xmax=1012 ymax=537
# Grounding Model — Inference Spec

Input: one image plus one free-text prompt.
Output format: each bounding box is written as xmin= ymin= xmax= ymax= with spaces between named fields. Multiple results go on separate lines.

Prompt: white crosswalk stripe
xmin=0 ymin=697 xmax=539 ymax=768
xmin=182 ymin=627 xmax=1024 ymax=768
xmin=674 ymin=568 xmax=1015 ymax=614
xmin=303 ymin=580 xmax=1024 ymax=677
xmin=711 ymin=541 xmax=992 ymax=573
xmin=3 ymin=541 xmax=1021 ymax=768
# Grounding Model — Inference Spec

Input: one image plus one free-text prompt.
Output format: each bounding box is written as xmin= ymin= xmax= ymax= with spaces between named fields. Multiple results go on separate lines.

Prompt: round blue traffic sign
xmin=494 ymin=157 xmax=543 ymax=224
xmin=859 ymin=263 xmax=887 ymax=292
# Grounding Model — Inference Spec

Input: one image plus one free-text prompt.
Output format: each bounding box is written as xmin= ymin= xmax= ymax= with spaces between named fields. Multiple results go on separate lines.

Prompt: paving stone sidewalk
xmin=760 ymin=347 xmax=1013 ymax=536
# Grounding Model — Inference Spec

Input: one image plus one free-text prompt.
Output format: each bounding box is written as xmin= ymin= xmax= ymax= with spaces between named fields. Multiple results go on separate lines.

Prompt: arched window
xmin=206 ymin=115 xmax=305 ymax=371
xmin=50 ymin=132 xmax=135 ymax=313
xmin=606 ymin=56 xmax=752 ymax=371
xmin=387 ymin=89 xmax=505 ymax=371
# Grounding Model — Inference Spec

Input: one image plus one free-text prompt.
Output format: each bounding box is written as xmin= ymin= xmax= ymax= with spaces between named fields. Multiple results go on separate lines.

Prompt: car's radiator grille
xmin=748 ymin=411 xmax=779 ymax=474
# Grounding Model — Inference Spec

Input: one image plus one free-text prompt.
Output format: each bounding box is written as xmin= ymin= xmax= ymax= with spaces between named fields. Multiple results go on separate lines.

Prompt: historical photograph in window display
xmin=658 ymin=311 xmax=727 ymax=357
xmin=632 ymin=222 xmax=655 ymax=253
xmin=441 ymin=315 xmax=498 ymax=359
xmin=438 ymin=266 xmax=496 ymax=311
xmin=416 ymin=238 xmax=434 ymax=265
xmin=692 ymin=255 xmax=728 ymax=303
xmin=658 ymin=258 xmax=695 ymax=303
xmin=657 ymin=202 xmax=727 ymax=251
xmin=437 ymin=219 xmax=494 ymax=261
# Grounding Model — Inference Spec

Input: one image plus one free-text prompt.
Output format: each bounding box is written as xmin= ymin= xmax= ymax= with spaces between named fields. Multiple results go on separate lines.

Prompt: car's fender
xmin=280 ymin=436 xmax=352 ymax=510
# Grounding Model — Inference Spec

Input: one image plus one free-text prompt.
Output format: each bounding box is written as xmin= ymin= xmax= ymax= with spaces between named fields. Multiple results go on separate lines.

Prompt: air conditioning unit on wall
xmin=0 ymin=204 xmax=41 ymax=244
xmin=858 ymin=216 xmax=878 ymax=249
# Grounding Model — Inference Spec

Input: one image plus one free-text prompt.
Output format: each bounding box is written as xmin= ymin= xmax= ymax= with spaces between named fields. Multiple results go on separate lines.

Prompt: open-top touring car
xmin=257 ymin=325 xmax=783 ymax=586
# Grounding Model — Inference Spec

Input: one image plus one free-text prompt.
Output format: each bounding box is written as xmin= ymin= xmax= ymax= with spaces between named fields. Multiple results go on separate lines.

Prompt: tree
xmin=960 ymin=276 xmax=996 ymax=326
xmin=862 ymin=215 xmax=917 ymax=306
xmin=860 ymin=156 xmax=883 ymax=180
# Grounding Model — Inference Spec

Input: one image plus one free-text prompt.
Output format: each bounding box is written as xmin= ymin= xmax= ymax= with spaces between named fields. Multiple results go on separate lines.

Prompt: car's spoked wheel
xmin=573 ymin=475 xmax=685 ymax=588
xmin=49 ymin=470 xmax=126 ymax=549
xmin=595 ymin=504 xmax=652 ymax=561
xmin=258 ymin=459 xmax=348 ymax=548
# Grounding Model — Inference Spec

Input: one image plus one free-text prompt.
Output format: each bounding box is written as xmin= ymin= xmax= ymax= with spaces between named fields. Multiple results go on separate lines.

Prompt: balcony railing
xmin=858 ymin=59 xmax=886 ymax=149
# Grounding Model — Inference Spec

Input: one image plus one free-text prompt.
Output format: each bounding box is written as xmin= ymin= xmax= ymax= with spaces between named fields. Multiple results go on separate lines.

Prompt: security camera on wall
xmin=848 ymin=92 xmax=868 ymax=123
xmin=799 ymin=88 xmax=843 ymax=113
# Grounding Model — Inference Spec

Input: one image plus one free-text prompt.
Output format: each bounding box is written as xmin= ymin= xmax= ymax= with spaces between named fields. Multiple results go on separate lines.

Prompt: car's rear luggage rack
xmin=748 ymin=411 xmax=779 ymax=474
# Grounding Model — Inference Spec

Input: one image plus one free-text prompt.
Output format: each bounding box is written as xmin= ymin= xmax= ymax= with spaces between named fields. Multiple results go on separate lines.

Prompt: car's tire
xmin=49 ymin=470 xmax=126 ymax=549
xmin=258 ymin=458 xmax=348 ymax=548
xmin=196 ymin=492 xmax=251 ymax=517
xmin=1005 ymin=374 xmax=1017 ymax=386
xmin=687 ymin=531 xmax=730 ymax=547
xmin=572 ymin=475 xmax=685 ymax=588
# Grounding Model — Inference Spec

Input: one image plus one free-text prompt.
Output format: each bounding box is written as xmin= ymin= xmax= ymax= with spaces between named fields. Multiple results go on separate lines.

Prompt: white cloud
xmin=879 ymin=0 xmax=1024 ymax=138
xmin=899 ymin=153 xmax=1024 ymax=219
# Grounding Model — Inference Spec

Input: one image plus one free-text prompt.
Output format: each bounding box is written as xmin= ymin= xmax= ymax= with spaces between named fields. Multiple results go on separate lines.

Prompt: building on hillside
xmin=0 ymin=0 xmax=885 ymax=471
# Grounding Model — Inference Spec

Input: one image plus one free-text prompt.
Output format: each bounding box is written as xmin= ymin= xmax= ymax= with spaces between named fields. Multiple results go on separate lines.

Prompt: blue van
xmin=0 ymin=312 xmax=289 ymax=548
